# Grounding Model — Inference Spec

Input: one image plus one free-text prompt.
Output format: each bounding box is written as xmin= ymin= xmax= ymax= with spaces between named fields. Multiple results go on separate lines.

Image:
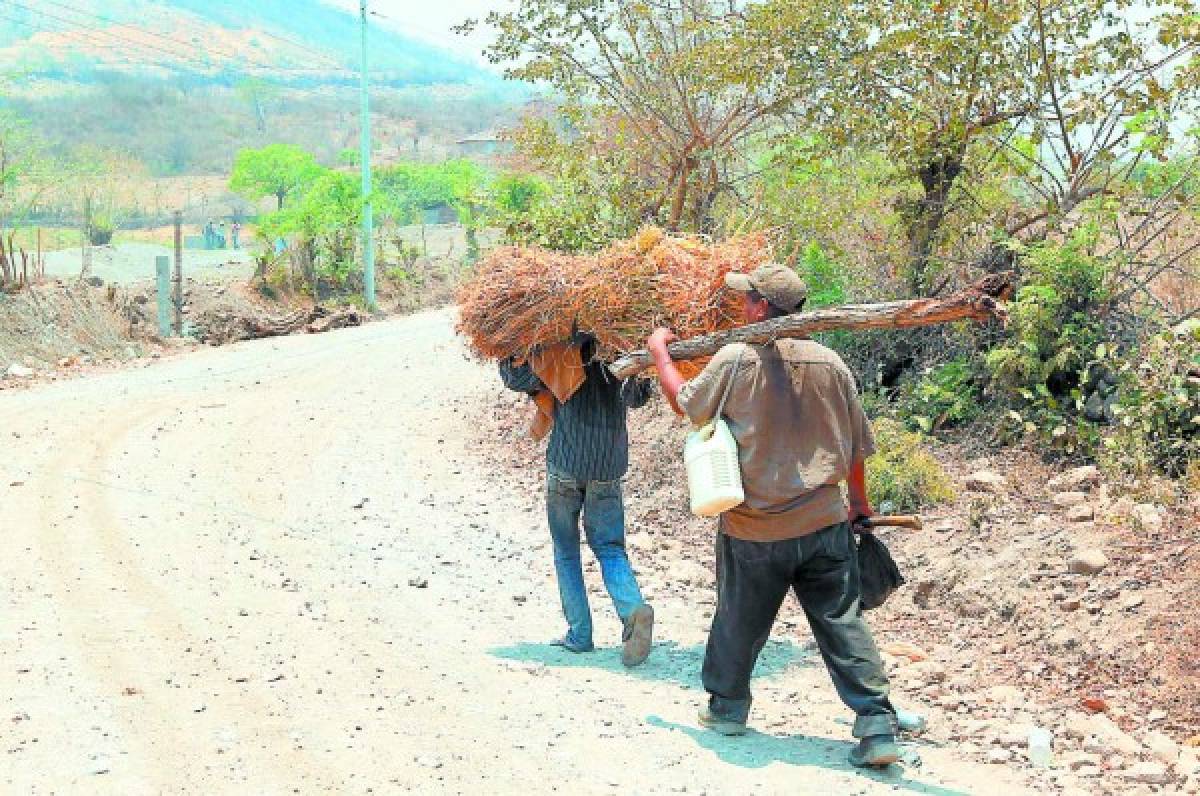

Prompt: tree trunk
xmin=608 ymin=274 xmax=1013 ymax=378
xmin=276 ymin=192 xmax=285 ymax=211
xmin=693 ymin=161 xmax=721 ymax=234
xmin=905 ymin=150 xmax=963 ymax=296
xmin=667 ymin=157 xmax=694 ymax=231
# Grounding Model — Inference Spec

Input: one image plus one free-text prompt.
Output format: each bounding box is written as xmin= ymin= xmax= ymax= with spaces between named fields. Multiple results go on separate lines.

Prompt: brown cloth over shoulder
xmin=527 ymin=343 xmax=586 ymax=441
xmin=677 ymin=339 xmax=876 ymax=542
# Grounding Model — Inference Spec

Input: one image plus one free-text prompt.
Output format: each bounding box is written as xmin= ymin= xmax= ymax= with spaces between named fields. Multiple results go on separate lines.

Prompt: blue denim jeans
xmin=546 ymin=471 xmax=645 ymax=649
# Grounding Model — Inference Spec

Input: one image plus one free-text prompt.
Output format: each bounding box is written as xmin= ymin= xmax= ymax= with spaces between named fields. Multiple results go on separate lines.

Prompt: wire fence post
xmin=80 ymin=196 xmax=92 ymax=282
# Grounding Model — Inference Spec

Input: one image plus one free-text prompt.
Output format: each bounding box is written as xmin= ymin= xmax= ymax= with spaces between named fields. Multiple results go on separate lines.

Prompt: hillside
xmin=0 ymin=0 xmax=525 ymax=177
xmin=0 ymin=0 xmax=494 ymax=87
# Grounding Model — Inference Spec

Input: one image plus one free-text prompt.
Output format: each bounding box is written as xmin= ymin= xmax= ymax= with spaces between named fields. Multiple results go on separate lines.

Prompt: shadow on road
xmin=645 ymin=715 xmax=967 ymax=796
xmin=490 ymin=637 xmax=815 ymax=690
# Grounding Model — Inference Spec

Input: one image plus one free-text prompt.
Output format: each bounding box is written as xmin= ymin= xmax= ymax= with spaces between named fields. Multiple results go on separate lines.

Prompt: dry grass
xmin=456 ymin=227 xmax=769 ymax=362
xmin=0 ymin=280 xmax=135 ymax=367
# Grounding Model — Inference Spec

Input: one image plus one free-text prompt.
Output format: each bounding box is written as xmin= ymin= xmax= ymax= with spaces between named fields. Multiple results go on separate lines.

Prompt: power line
xmin=2 ymin=3 xmax=435 ymax=79
xmin=245 ymin=29 xmax=347 ymax=70
xmin=5 ymin=0 xmax=241 ymax=73
xmin=365 ymin=8 xmax=457 ymax=44
xmin=37 ymin=0 xmax=275 ymax=68
xmin=0 ymin=9 xmax=197 ymax=68
xmin=0 ymin=4 xmax=356 ymax=76
xmin=4 ymin=1 xmax=349 ymax=74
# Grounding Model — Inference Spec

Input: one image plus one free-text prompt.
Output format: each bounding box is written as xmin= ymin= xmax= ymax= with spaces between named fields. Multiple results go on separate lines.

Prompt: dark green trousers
xmin=703 ymin=521 xmax=897 ymax=738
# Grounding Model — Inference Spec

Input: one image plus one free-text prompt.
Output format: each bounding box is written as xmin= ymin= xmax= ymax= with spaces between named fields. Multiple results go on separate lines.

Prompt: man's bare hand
xmin=647 ymin=328 xmax=678 ymax=358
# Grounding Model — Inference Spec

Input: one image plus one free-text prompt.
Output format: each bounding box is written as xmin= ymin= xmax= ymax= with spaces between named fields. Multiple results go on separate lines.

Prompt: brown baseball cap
xmin=725 ymin=262 xmax=808 ymax=313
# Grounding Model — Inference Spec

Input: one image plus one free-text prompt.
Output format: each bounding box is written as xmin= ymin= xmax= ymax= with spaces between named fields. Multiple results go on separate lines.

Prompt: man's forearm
xmin=847 ymin=457 xmax=872 ymax=519
xmin=650 ymin=351 xmax=686 ymax=416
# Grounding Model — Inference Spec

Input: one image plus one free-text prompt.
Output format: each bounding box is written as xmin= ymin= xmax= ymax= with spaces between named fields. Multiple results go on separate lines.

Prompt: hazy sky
xmin=324 ymin=1 xmax=514 ymax=61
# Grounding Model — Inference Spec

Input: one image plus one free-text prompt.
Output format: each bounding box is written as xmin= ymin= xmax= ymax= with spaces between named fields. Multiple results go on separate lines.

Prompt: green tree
xmin=377 ymin=159 xmax=488 ymax=255
xmin=469 ymin=0 xmax=790 ymax=233
xmin=258 ymin=169 xmax=363 ymax=292
xmin=726 ymin=0 xmax=1200 ymax=294
xmin=229 ymin=144 xmax=321 ymax=210
xmin=491 ymin=171 xmax=547 ymax=217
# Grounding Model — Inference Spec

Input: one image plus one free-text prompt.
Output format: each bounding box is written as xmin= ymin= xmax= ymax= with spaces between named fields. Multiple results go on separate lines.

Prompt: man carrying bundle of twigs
xmin=646 ymin=263 xmax=902 ymax=768
xmin=499 ymin=332 xmax=657 ymax=666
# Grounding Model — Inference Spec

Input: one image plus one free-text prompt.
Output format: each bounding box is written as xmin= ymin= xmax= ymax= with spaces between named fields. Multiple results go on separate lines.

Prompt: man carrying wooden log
xmin=499 ymin=333 xmax=657 ymax=667
xmin=646 ymin=263 xmax=901 ymax=767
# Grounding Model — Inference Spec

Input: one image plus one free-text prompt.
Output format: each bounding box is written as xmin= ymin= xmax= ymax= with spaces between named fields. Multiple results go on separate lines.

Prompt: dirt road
xmin=1 ymin=310 xmax=1036 ymax=794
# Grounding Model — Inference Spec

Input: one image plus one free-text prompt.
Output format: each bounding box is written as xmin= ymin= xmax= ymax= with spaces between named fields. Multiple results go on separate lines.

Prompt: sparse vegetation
xmin=865 ymin=419 xmax=957 ymax=512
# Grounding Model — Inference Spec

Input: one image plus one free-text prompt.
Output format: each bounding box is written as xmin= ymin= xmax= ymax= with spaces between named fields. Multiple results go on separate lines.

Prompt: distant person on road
xmin=218 ymin=221 xmax=228 ymax=249
xmin=204 ymin=220 xmax=216 ymax=250
xmin=231 ymin=221 xmax=241 ymax=250
xmin=499 ymin=333 xmax=657 ymax=667
xmin=646 ymin=263 xmax=901 ymax=768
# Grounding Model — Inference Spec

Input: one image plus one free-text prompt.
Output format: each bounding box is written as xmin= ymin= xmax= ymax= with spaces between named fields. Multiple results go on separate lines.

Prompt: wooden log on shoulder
xmin=609 ymin=273 xmax=1014 ymax=379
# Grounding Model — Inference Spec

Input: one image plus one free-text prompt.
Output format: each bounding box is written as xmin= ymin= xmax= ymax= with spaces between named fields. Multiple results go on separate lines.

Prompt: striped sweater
xmin=499 ymin=359 xmax=655 ymax=482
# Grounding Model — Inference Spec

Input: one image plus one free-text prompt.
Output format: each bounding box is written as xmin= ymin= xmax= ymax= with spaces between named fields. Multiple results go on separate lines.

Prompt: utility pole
xmin=359 ymin=0 xmax=375 ymax=309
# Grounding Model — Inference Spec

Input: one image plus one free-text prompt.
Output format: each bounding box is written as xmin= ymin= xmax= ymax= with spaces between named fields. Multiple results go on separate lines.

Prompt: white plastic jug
xmin=684 ymin=417 xmax=745 ymax=517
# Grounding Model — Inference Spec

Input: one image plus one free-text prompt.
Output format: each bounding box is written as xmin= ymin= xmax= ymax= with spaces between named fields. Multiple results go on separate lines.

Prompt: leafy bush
xmin=377 ymin=159 xmax=487 ymax=228
xmin=900 ymin=359 xmax=982 ymax=432
xmin=491 ymin=172 xmax=547 ymax=217
xmin=1106 ymin=321 xmax=1200 ymax=477
xmin=981 ymin=233 xmax=1113 ymax=456
xmin=1129 ymin=154 xmax=1200 ymax=199
xmin=87 ymin=213 xmax=115 ymax=245
xmin=866 ymin=419 xmax=956 ymax=512
xmin=985 ymin=235 xmax=1110 ymax=401
xmin=796 ymin=241 xmax=847 ymax=308
xmin=502 ymin=177 xmax=637 ymax=253
xmin=257 ymin=169 xmax=362 ymax=295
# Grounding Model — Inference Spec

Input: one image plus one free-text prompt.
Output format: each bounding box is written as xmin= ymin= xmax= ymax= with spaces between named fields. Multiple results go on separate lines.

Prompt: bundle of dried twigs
xmin=456 ymin=227 xmax=768 ymax=362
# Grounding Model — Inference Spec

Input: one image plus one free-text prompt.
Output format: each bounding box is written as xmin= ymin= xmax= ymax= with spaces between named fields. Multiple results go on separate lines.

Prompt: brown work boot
xmin=621 ymin=604 xmax=654 ymax=667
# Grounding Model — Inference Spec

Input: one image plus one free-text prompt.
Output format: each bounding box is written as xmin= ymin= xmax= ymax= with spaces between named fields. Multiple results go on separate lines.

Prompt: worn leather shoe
xmin=621 ymin=604 xmax=654 ymax=667
xmin=849 ymin=734 xmax=900 ymax=767
xmin=697 ymin=705 xmax=748 ymax=736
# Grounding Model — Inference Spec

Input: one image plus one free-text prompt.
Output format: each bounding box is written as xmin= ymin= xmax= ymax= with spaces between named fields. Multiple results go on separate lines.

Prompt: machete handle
xmin=861 ymin=514 xmax=923 ymax=530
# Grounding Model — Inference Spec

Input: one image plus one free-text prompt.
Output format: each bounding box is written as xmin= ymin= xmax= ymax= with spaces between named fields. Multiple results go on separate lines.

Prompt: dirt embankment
xmin=471 ymin=389 xmax=1200 ymax=795
xmin=0 ymin=255 xmax=463 ymax=387
xmin=0 ymin=280 xmax=150 ymax=381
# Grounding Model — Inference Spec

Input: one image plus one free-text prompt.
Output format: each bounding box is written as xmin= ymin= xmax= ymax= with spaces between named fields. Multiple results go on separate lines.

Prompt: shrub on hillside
xmin=984 ymin=236 xmax=1110 ymax=402
xmin=982 ymin=234 xmax=1114 ymax=457
xmin=900 ymin=359 xmax=982 ymax=433
xmin=1106 ymin=320 xmax=1200 ymax=478
xmin=866 ymin=419 xmax=956 ymax=512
